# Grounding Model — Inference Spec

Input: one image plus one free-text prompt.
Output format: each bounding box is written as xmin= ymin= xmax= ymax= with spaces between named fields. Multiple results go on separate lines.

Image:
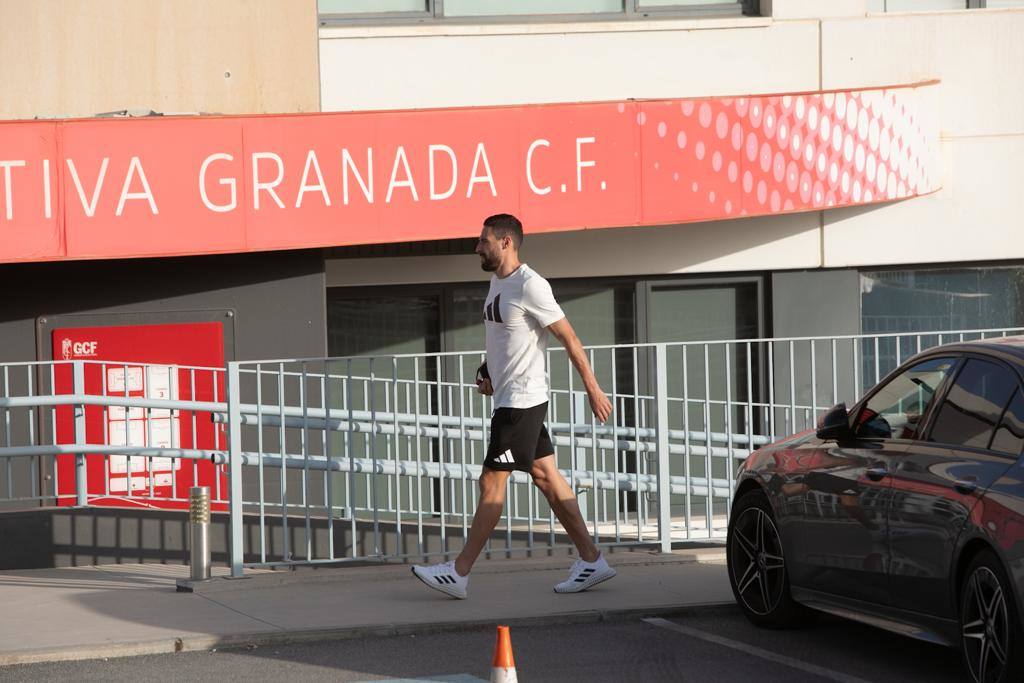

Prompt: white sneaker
xmin=411 ymin=560 xmax=469 ymax=599
xmin=554 ymin=554 xmax=617 ymax=593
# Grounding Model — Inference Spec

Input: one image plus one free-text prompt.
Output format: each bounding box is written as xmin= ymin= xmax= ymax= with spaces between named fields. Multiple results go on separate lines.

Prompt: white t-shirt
xmin=484 ymin=264 xmax=565 ymax=409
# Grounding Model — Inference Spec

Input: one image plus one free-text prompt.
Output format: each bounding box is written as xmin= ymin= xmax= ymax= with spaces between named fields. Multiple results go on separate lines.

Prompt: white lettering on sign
xmin=66 ymin=158 xmax=109 ymax=218
xmin=0 ymin=131 xmax=623 ymax=232
xmin=198 ymin=153 xmax=237 ymax=213
xmin=576 ymin=137 xmax=596 ymax=192
xmin=466 ymin=143 xmax=496 ymax=199
xmin=115 ymin=156 xmax=158 ymax=216
xmin=342 ymin=148 xmax=373 ymax=205
xmin=526 ymin=139 xmax=551 ymax=196
xmin=296 ymin=150 xmax=331 ymax=208
xmin=252 ymin=152 xmax=286 ymax=210
xmin=43 ymin=159 xmax=52 ymax=219
xmin=64 ymin=340 xmax=99 ymax=357
xmin=386 ymin=146 xmax=418 ymax=203
xmin=429 ymin=145 xmax=457 ymax=201
xmin=0 ymin=160 xmax=26 ymax=220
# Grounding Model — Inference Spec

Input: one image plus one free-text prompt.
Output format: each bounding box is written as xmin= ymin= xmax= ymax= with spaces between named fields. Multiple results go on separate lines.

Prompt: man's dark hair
xmin=483 ymin=213 xmax=523 ymax=249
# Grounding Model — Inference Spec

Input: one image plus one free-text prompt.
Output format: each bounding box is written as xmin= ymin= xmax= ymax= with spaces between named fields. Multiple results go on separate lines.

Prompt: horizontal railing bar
xmin=218 ymin=406 xmax=770 ymax=448
xmin=0 ymin=444 xmax=223 ymax=460
xmin=0 ymin=394 xmax=224 ymax=413
xmin=204 ymin=452 xmax=733 ymax=498
xmin=211 ymin=413 xmax=752 ymax=457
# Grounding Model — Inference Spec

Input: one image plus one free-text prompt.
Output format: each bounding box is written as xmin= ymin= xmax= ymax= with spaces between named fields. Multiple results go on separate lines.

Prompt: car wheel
xmin=960 ymin=550 xmax=1023 ymax=683
xmin=727 ymin=487 xmax=809 ymax=628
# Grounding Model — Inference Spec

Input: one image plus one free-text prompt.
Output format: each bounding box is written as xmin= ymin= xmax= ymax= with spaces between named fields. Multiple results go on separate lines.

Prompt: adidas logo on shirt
xmin=483 ymin=294 xmax=504 ymax=323
xmin=495 ymin=449 xmax=515 ymax=464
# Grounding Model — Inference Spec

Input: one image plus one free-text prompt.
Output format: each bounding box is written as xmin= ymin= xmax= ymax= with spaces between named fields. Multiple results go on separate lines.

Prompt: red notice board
xmin=52 ymin=322 xmax=227 ymax=509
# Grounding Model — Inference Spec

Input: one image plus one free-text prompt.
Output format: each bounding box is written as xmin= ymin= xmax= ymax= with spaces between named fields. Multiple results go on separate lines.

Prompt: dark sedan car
xmin=728 ymin=337 xmax=1024 ymax=683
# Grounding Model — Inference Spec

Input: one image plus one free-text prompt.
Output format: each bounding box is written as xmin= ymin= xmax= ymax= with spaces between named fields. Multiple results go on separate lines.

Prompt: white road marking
xmin=643 ymin=617 xmax=873 ymax=683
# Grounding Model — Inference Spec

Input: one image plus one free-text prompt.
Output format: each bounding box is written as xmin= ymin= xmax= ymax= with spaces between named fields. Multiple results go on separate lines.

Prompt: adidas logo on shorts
xmin=496 ymin=449 xmax=515 ymax=464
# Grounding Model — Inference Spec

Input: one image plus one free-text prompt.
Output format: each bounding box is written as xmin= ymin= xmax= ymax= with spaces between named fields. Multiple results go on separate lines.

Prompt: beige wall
xmin=0 ymin=0 xmax=320 ymax=120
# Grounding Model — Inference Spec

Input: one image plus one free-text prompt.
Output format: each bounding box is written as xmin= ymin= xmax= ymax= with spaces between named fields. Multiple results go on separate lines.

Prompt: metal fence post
xmin=73 ymin=361 xmax=87 ymax=507
xmin=226 ymin=362 xmax=245 ymax=578
xmin=654 ymin=344 xmax=672 ymax=554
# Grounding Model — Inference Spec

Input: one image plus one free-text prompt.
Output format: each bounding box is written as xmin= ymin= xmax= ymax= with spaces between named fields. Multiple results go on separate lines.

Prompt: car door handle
xmin=865 ymin=466 xmax=888 ymax=481
xmin=954 ymin=479 xmax=978 ymax=495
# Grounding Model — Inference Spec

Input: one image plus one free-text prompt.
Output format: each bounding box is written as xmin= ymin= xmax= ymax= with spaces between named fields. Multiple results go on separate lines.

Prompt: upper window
xmin=866 ymin=1 xmax=1022 ymax=10
xmin=861 ymin=266 xmax=1024 ymax=336
xmin=928 ymin=359 xmax=1020 ymax=450
xmin=318 ymin=0 xmax=756 ymax=24
xmin=854 ymin=357 xmax=957 ymax=440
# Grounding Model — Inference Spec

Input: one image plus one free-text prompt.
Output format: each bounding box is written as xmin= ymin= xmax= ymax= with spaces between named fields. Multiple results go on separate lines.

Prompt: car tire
xmin=727 ymin=487 xmax=810 ymax=628
xmin=959 ymin=549 xmax=1023 ymax=683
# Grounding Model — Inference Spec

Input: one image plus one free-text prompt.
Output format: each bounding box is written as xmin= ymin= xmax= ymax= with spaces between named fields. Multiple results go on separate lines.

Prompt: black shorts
xmin=484 ymin=402 xmax=554 ymax=472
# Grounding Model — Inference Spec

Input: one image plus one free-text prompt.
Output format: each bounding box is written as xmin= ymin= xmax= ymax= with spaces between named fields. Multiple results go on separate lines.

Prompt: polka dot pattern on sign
xmin=634 ymin=87 xmax=939 ymax=223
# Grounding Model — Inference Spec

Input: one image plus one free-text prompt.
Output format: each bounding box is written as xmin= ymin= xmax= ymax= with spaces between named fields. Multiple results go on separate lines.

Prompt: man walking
xmin=412 ymin=213 xmax=616 ymax=599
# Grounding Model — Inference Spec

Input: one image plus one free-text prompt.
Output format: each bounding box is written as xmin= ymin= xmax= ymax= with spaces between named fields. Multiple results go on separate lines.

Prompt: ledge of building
xmin=318 ymin=15 xmax=773 ymax=40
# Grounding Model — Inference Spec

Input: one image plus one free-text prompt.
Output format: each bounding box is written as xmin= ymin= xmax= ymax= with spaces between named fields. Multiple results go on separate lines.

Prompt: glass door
xmin=640 ymin=278 xmax=763 ymax=530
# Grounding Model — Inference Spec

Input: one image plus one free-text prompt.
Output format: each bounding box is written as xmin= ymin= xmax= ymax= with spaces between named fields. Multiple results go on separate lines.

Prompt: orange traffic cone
xmin=490 ymin=625 xmax=518 ymax=683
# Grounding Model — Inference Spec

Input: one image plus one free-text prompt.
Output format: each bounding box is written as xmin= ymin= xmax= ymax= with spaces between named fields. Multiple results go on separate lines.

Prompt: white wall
xmin=821 ymin=8 xmax=1024 ymax=267
xmin=319 ymin=18 xmax=815 ymax=111
xmin=326 ymin=213 xmax=821 ymax=286
xmin=320 ymin=7 xmax=1024 ymax=283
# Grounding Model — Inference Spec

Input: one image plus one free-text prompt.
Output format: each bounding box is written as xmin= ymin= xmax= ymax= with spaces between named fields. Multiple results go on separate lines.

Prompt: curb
xmin=175 ymin=548 xmax=727 ymax=594
xmin=0 ymin=602 xmax=736 ymax=667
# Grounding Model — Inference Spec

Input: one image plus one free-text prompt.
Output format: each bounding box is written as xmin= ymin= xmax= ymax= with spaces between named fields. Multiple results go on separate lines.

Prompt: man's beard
xmin=479 ymin=254 xmax=499 ymax=272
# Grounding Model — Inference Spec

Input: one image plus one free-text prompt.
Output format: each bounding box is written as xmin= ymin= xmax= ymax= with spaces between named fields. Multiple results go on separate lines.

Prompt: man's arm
xmin=547 ymin=317 xmax=613 ymax=423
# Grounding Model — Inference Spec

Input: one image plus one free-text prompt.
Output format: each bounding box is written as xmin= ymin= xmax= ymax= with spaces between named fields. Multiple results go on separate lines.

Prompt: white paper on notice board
xmin=106 ymin=366 xmax=144 ymax=393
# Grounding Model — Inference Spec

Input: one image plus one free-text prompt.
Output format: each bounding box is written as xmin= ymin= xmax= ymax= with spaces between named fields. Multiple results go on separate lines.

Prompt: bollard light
xmin=189 ymin=486 xmax=212 ymax=581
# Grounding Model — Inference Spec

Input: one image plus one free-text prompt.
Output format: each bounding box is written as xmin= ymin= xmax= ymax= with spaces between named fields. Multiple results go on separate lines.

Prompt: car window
xmin=928 ymin=359 xmax=1018 ymax=450
xmin=990 ymin=388 xmax=1024 ymax=456
xmin=854 ymin=357 xmax=956 ymax=439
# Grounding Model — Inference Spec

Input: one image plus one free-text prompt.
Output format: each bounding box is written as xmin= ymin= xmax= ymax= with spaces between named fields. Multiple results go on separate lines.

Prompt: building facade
xmin=0 ymin=0 xmax=1020 ymax=370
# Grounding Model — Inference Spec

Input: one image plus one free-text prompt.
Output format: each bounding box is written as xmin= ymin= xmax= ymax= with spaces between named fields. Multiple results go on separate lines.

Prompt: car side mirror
xmin=816 ymin=403 xmax=853 ymax=441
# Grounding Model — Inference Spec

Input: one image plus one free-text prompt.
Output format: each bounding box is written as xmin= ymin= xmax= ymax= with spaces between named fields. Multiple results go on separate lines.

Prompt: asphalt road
xmin=3 ymin=606 xmax=967 ymax=682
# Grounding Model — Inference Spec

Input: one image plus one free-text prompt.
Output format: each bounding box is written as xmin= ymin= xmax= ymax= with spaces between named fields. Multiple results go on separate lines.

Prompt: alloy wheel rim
xmin=962 ymin=566 xmax=1009 ymax=683
xmin=730 ymin=507 xmax=786 ymax=615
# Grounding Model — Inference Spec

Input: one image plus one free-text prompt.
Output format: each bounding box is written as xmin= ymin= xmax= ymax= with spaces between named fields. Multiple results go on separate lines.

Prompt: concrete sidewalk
xmin=0 ymin=547 xmax=731 ymax=667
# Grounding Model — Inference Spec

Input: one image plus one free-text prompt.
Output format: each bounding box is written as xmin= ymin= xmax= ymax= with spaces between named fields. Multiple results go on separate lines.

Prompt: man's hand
xmin=475 ymin=362 xmax=493 ymax=395
xmin=588 ymin=388 xmax=612 ymax=423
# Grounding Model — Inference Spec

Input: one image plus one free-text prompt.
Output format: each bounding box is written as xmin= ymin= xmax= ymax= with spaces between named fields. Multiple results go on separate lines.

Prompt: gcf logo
xmin=61 ymin=339 xmax=98 ymax=359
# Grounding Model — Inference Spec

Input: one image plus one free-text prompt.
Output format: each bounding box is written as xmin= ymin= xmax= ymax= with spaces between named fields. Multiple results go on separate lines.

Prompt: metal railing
xmin=0 ymin=327 xmax=1020 ymax=577
xmin=0 ymin=360 xmax=226 ymax=509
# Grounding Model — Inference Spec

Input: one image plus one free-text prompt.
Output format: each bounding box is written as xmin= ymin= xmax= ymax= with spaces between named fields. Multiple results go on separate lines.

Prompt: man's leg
xmin=530 ymin=456 xmax=599 ymax=562
xmin=453 ymin=467 xmax=510 ymax=576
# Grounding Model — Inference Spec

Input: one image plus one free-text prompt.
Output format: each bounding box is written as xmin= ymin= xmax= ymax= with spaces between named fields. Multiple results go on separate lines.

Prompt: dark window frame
xmin=869 ymin=1 xmax=992 ymax=10
xmin=317 ymin=0 xmax=758 ymax=27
